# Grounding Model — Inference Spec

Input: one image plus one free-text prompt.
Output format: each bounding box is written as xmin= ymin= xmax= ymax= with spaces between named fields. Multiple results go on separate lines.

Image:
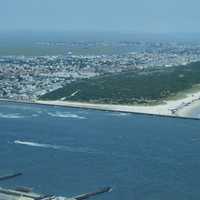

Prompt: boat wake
xmin=47 ymin=111 xmax=87 ymax=119
xmin=14 ymin=140 xmax=98 ymax=154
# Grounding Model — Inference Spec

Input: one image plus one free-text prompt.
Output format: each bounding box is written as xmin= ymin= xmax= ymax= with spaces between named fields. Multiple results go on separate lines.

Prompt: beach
xmin=1 ymin=90 xmax=200 ymax=119
xmin=35 ymin=90 xmax=200 ymax=119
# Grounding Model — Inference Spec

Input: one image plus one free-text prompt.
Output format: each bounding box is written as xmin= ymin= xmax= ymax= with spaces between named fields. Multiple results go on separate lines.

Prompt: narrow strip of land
xmin=1 ymin=89 xmax=200 ymax=119
xmin=36 ymin=90 xmax=200 ymax=118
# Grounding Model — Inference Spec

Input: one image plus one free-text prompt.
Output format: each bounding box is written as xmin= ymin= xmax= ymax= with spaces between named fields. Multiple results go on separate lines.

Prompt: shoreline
xmin=1 ymin=91 xmax=200 ymax=120
xmin=36 ymin=89 xmax=200 ymax=119
xmin=175 ymin=100 xmax=200 ymax=117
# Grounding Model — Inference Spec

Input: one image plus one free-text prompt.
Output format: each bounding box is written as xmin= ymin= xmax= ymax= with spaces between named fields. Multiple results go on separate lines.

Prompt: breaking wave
xmin=32 ymin=114 xmax=39 ymax=117
xmin=110 ymin=112 xmax=130 ymax=117
xmin=0 ymin=112 xmax=40 ymax=119
xmin=14 ymin=140 xmax=97 ymax=154
xmin=0 ymin=113 xmax=25 ymax=119
xmin=47 ymin=111 xmax=87 ymax=119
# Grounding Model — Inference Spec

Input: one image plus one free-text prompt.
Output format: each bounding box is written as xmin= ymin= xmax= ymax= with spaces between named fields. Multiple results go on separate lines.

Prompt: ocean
xmin=0 ymin=102 xmax=200 ymax=200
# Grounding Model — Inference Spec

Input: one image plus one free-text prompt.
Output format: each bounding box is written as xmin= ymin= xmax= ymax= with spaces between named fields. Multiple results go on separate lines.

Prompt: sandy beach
xmin=1 ymin=90 xmax=200 ymax=119
xmin=35 ymin=90 xmax=200 ymax=119
xmin=175 ymin=99 xmax=200 ymax=117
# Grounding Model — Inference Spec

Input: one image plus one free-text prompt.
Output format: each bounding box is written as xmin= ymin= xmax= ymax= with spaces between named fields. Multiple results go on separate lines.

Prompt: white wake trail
xmin=14 ymin=140 xmax=98 ymax=154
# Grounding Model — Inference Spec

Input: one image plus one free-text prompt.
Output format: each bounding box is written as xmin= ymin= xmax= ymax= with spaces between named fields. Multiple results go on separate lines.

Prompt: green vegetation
xmin=40 ymin=62 xmax=200 ymax=105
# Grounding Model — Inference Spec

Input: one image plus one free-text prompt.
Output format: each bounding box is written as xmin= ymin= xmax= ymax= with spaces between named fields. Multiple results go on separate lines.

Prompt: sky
xmin=0 ymin=0 xmax=200 ymax=33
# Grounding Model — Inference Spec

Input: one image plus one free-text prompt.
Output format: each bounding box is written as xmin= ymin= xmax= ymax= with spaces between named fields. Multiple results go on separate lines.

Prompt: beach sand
xmin=1 ymin=90 xmax=200 ymax=119
xmin=175 ymin=100 xmax=200 ymax=117
xmin=35 ymin=91 xmax=200 ymax=119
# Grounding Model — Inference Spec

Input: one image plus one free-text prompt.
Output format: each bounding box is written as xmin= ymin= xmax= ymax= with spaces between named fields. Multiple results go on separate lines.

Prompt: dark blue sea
xmin=1 ymin=102 xmax=200 ymax=200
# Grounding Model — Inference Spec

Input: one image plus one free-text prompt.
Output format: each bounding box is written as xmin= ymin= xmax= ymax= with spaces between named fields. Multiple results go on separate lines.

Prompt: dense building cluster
xmin=1 ymin=41 xmax=200 ymax=100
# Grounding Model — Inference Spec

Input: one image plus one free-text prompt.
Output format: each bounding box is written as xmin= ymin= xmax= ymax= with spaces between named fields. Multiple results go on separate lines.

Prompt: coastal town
xmin=3 ymin=1 xmax=200 ymax=200
xmin=1 ymin=40 xmax=200 ymax=101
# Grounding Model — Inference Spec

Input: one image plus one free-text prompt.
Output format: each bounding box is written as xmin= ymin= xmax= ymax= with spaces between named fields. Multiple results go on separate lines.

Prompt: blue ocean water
xmin=1 ymin=102 xmax=200 ymax=200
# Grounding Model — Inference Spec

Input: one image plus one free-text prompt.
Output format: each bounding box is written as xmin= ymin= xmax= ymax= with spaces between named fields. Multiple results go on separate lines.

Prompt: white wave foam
xmin=32 ymin=114 xmax=39 ymax=117
xmin=47 ymin=111 xmax=86 ymax=119
xmin=0 ymin=113 xmax=25 ymax=119
xmin=110 ymin=112 xmax=130 ymax=117
xmin=36 ymin=110 xmax=43 ymax=114
xmin=14 ymin=140 xmax=96 ymax=154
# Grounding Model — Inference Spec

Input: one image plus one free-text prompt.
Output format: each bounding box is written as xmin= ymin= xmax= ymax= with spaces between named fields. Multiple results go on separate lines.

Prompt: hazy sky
xmin=0 ymin=0 xmax=200 ymax=33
